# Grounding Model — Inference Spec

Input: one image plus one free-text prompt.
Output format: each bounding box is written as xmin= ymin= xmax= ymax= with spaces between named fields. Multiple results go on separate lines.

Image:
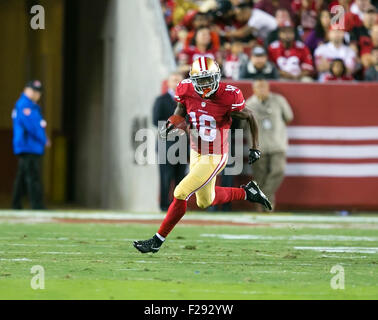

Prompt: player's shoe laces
xmin=133 ymin=235 xmax=163 ymax=253
xmin=242 ymin=180 xmax=272 ymax=211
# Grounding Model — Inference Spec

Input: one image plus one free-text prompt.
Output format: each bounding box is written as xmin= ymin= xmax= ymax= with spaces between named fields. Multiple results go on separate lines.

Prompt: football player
xmin=134 ymin=57 xmax=272 ymax=254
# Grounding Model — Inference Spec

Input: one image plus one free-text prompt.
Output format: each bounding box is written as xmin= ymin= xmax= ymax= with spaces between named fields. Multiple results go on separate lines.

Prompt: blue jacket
xmin=12 ymin=93 xmax=47 ymax=155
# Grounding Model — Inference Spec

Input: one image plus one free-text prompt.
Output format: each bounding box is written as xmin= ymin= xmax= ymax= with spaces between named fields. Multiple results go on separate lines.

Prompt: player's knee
xmin=173 ymin=187 xmax=188 ymax=201
xmin=196 ymin=199 xmax=212 ymax=209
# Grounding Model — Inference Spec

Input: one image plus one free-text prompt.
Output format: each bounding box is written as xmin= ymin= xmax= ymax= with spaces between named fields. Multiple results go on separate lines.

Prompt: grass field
xmin=0 ymin=210 xmax=377 ymax=300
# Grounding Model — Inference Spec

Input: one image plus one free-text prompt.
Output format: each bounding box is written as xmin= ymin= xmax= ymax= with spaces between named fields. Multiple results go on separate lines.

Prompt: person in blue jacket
xmin=11 ymin=80 xmax=49 ymax=210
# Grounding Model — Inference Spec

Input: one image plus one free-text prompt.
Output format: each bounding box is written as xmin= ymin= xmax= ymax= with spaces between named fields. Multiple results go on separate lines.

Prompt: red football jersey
xmin=174 ymin=80 xmax=245 ymax=155
xmin=268 ymin=40 xmax=314 ymax=76
xmin=324 ymin=74 xmax=354 ymax=81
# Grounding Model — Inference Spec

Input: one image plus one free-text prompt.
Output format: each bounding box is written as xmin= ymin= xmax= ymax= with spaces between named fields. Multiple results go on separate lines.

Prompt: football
xmin=167 ymin=114 xmax=188 ymax=136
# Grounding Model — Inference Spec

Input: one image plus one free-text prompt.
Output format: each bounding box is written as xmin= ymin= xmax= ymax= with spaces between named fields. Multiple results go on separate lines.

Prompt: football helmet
xmin=189 ymin=57 xmax=221 ymax=98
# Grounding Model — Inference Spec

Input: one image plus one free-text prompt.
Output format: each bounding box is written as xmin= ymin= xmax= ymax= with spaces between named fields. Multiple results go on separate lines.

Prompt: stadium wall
xmin=98 ymin=0 xmax=176 ymax=211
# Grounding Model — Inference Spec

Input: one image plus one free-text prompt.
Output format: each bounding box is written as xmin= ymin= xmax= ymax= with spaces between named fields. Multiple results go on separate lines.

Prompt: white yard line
xmin=320 ymin=255 xmax=367 ymax=259
xmin=201 ymin=234 xmax=378 ymax=242
xmin=117 ymin=268 xmax=142 ymax=271
xmin=294 ymin=246 xmax=378 ymax=254
xmin=0 ymin=210 xmax=377 ymax=224
xmin=4 ymin=244 xmax=79 ymax=247
xmin=40 ymin=252 xmax=82 ymax=255
xmin=0 ymin=258 xmax=32 ymax=262
xmin=188 ymin=288 xmax=333 ymax=296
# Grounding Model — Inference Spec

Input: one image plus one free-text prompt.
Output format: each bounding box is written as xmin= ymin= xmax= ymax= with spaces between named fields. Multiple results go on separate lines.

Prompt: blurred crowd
xmin=161 ymin=0 xmax=378 ymax=82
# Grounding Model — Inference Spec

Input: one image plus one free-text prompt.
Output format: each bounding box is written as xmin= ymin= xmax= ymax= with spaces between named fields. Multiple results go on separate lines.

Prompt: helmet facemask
xmin=190 ymin=72 xmax=221 ymax=98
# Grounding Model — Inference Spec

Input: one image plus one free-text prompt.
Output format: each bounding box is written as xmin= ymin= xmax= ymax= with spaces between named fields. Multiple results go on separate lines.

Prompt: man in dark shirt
xmin=365 ymin=47 xmax=378 ymax=81
xmin=350 ymin=6 xmax=378 ymax=70
xmin=265 ymin=8 xmax=301 ymax=47
xmin=12 ymin=80 xmax=49 ymax=210
xmin=153 ymin=72 xmax=188 ymax=211
xmin=239 ymin=46 xmax=279 ymax=80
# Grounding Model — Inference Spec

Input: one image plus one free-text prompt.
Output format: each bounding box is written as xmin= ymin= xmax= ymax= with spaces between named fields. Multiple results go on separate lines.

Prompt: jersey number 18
xmin=189 ymin=112 xmax=217 ymax=142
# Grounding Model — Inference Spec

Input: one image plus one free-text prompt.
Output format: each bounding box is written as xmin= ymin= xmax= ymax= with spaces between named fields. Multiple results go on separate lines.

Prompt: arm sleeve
xmin=231 ymin=88 xmax=246 ymax=112
xmin=360 ymin=42 xmax=373 ymax=56
xmin=18 ymin=109 xmax=47 ymax=145
xmin=301 ymin=46 xmax=314 ymax=71
xmin=266 ymin=13 xmax=278 ymax=32
xmin=345 ymin=48 xmax=357 ymax=71
xmin=174 ymin=81 xmax=187 ymax=105
xmin=278 ymin=95 xmax=294 ymax=124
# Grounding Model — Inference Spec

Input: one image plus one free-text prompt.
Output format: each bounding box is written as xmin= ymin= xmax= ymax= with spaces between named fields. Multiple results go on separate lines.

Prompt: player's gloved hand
xmin=159 ymin=120 xmax=175 ymax=140
xmin=248 ymin=149 xmax=261 ymax=164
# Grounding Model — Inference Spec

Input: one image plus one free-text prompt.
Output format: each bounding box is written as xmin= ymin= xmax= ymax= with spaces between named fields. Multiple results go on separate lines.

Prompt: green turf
xmin=0 ymin=217 xmax=377 ymax=300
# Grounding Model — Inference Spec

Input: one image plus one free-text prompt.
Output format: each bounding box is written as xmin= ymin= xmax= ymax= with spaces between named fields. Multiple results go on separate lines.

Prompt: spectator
xmin=245 ymin=79 xmax=294 ymax=211
xmin=350 ymin=0 xmax=372 ymax=21
xmin=184 ymin=12 xmax=221 ymax=51
xmin=172 ymin=0 xmax=199 ymax=26
xmin=244 ymin=2 xmax=278 ymax=40
xmin=314 ymin=25 xmax=357 ymax=81
xmin=291 ymin=0 xmax=322 ymax=40
xmin=344 ymin=0 xmax=371 ymax=31
xmin=268 ymin=21 xmax=314 ymax=81
xmin=254 ymin=0 xmax=293 ymax=18
xmin=225 ymin=2 xmax=277 ymax=42
xmin=223 ymin=41 xmax=249 ymax=79
xmin=170 ymin=9 xmax=197 ymax=44
xmin=207 ymin=0 xmax=235 ymax=35
xmin=265 ymin=8 xmax=302 ymax=46
xmin=153 ymin=72 xmax=188 ymax=211
xmin=305 ymin=9 xmax=331 ymax=54
xmin=324 ymin=58 xmax=355 ymax=81
xmin=365 ymin=46 xmax=378 ymax=80
xmin=360 ymin=24 xmax=378 ymax=67
xmin=239 ymin=45 xmax=280 ymax=79
xmin=350 ymin=7 xmax=378 ymax=69
xmin=173 ymin=28 xmax=188 ymax=58
xmin=11 ymin=81 xmax=49 ymax=210
xmin=178 ymin=26 xmax=221 ymax=74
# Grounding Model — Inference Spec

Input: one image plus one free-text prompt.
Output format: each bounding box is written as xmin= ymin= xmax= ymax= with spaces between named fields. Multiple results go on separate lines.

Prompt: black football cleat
xmin=133 ymin=235 xmax=163 ymax=254
xmin=242 ymin=180 xmax=272 ymax=211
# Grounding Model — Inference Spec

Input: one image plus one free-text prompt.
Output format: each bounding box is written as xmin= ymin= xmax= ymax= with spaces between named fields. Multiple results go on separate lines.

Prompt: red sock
xmin=211 ymin=187 xmax=246 ymax=206
xmin=157 ymin=198 xmax=187 ymax=238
